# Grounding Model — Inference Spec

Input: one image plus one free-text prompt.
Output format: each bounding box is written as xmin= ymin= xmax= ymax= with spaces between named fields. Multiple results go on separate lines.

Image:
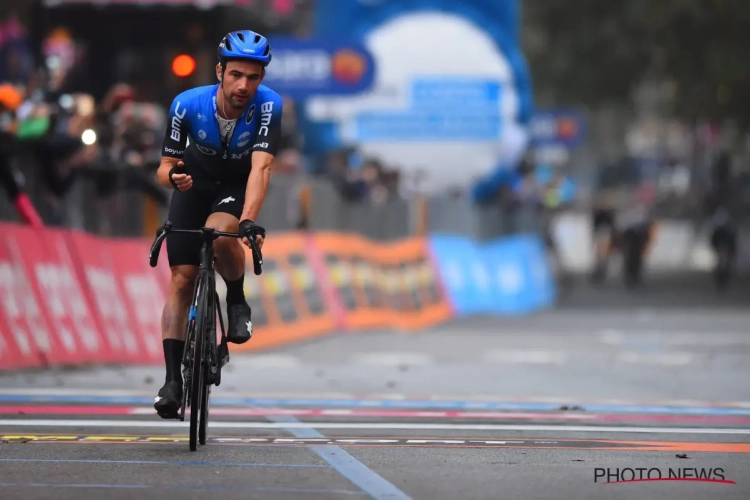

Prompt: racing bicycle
xmin=149 ymin=221 xmax=263 ymax=451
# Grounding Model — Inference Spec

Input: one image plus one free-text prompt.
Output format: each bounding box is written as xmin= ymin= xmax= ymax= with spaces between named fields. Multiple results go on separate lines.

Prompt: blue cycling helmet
xmin=217 ymin=30 xmax=272 ymax=67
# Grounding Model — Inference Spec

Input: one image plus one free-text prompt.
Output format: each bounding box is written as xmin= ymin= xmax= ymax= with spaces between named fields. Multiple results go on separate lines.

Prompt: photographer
xmin=0 ymin=83 xmax=44 ymax=227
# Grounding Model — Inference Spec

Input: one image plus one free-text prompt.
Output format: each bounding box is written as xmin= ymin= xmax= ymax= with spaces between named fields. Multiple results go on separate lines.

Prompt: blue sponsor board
xmin=429 ymin=233 xmax=555 ymax=316
xmin=354 ymin=78 xmax=502 ymax=142
xmin=529 ymin=109 xmax=586 ymax=149
xmin=264 ymin=37 xmax=376 ymax=99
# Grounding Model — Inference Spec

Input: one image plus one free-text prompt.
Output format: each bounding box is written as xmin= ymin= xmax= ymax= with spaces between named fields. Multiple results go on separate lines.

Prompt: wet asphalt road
xmin=1 ymin=273 xmax=749 ymax=499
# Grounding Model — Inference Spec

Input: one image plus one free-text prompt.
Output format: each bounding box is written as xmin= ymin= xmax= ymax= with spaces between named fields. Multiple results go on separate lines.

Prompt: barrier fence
xmin=0 ymin=154 xmax=549 ymax=242
xmin=0 ymin=220 xmax=556 ymax=371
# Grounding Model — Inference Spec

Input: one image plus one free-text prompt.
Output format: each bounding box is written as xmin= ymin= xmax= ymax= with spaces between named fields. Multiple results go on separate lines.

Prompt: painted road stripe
xmin=0 ymin=483 xmax=364 ymax=495
xmin=3 ymin=436 xmax=750 ymax=453
xmin=270 ymin=415 xmax=412 ymax=500
xmin=0 ymin=458 xmax=328 ymax=468
xmin=351 ymin=352 xmax=433 ymax=367
xmin=1 ymin=395 xmax=750 ymax=415
xmin=0 ymin=389 xmax=747 ymax=409
xmin=482 ymin=350 xmax=568 ymax=364
xmin=1 ymin=419 xmax=750 ymax=434
xmin=7 ymin=405 xmax=750 ymax=424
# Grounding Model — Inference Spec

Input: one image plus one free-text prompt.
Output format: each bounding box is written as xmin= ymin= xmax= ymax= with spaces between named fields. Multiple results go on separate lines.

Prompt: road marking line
xmin=2 ymin=419 xmax=749 ymax=434
xmin=8 ymin=406 xmax=750 ymax=424
xmin=2 ymin=395 xmax=750 ymax=414
xmin=0 ymin=458 xmax=328 ymax=468
xmin=0 ymin=482 xmax=364 ymax=494
xmin=229 ymin=354 xmax=302 ymax=368
xmin=270 ymin=416 xmax=413 ymax=500
xmin=618 ymin=351 xmax=694 ymax=366
xmin=351 ymin=353 xmax=433 ymax=367
xmin=483 ymin=350 xmax=567 ymax=364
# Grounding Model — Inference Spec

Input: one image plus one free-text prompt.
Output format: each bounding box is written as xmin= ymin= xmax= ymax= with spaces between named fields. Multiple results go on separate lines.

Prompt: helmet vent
xmin=263 ymin=45 xmax=270 ymax=56
xmin=255 ymin=34 xmax=261 ymax=44
xmin=225 ymin=38 xmax=232 ymax=51
xmin=237 ymin=32 xmax=245 ymax=42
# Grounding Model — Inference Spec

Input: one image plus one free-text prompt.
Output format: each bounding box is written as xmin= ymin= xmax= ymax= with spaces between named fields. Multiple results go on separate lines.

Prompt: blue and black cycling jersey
xmin=161 ymin=83 xmax=283 ymax=182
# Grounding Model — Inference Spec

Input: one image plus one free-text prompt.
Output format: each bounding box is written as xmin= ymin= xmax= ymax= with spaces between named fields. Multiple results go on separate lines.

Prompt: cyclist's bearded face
xmin=218 ymin=60 xmax=265 ymax=109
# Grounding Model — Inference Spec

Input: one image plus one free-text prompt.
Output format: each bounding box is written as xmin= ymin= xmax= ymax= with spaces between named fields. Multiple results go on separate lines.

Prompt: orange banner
xmin=312 ymin=233 xmax=451 ymax=331
xmin=227 ymin=233 xmax=337 ymax=352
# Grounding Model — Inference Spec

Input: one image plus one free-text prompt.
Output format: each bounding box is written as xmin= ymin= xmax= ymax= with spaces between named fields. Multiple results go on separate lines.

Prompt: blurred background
xmin=1 ymin=5 xmax=750 ymax=496
xmin=0 ymin=0 xmax=749 ymax=286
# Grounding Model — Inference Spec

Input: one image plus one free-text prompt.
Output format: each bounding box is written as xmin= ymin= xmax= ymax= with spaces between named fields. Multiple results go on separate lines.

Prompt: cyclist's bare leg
xmin=205 ymin=212 xmax=252 ymax=344
xmin=155 ymin=265 xmax=197 ymax=418
xmin=162 ymin=265 xmax=198 ymax=341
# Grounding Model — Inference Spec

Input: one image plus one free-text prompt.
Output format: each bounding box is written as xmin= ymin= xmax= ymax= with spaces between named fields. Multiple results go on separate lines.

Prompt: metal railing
xmin=1 ymin=156 xmax=547 ymax=241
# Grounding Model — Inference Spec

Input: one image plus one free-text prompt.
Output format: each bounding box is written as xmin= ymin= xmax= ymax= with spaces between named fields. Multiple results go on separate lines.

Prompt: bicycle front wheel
xmin=189 ymin=278 xmax=210 ymax=452
xmin=199 ymin=380 xmax=211 ymax=445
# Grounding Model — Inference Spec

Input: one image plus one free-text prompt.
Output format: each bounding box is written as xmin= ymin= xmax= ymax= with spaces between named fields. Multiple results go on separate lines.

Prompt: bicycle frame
xmin=148 ymin=220 xmax=263 ymax=450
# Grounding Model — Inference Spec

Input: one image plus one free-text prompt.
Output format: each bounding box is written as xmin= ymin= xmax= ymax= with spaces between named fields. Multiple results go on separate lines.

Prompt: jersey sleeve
xmin=252 ymin=94 xmax=283 ymax=157
xmin=161 ymin=96 xmax=190 ymax=158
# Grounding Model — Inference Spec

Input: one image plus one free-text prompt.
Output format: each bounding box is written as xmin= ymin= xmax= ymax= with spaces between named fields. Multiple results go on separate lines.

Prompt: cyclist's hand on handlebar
xmin=169 ymin=161 xmax=192 ymax=191
xmin=239 ymin=219 xmax=266 ymax=250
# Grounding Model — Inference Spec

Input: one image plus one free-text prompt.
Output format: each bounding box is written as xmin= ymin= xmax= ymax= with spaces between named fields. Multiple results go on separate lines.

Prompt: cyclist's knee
xmin=205 ymin=213 xmax=240 ymax=255
xmin=170 ymin=266 xmax=197 ymax=299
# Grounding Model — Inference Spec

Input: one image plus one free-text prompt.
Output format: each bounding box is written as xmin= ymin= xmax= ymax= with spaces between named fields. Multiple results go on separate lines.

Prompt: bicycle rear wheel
xmin=189 ymin=277 xmax=210 ymax=452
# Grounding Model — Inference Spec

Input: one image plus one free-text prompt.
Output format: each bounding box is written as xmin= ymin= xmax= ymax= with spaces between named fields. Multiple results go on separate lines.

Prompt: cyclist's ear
xmin=216 ymin=63 xmax=223 ymax=83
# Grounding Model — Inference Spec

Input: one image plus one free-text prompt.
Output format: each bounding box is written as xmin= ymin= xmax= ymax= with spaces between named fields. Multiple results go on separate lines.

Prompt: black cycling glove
xmin=239 ymin=219 xmax=266 ymax=241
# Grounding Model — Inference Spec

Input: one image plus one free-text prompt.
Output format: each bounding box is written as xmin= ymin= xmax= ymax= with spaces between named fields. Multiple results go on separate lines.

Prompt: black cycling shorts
xmin=166 ymin=180 xmax=246 ymax=267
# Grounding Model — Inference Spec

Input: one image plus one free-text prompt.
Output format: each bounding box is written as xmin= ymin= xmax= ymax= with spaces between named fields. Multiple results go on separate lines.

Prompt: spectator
xmin=324 ymin=148 xmax=367 ymax=202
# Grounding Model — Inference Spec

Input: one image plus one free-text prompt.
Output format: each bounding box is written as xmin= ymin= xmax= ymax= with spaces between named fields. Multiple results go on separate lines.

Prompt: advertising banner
xmin=429 ymin=233 xmax=555 ymax=316
xmin=66 ymin=231 xmax=143 ymax=364
xmin=311 ymin=233 xmax=451 ymax=331
xmin=0 ymin=225 xmax=48 ymax=369
xmin=3 ymin=225 xmax=84 ymax=366
xmin=107 ymin=239 xmax=167 ymax=363
xmin=427 ymin=235 xmax=492 ymax=315
xmin=306 ymin=0 xmax=534 ymax=193
xmin=231 ymin=233 xmax=338 ymax=352
xmin=264 ymin=38 xmax=376 ymax=100
xmin=27 ymin=229 xmax=107 ymax=362
xmin=0 ymin=221 xmax=555 ymax=372
xmin=528 ymin=109 xmax=586 ymax=165
xmin=312 ymin=233 xmax=385 ymax=330
xmin=374 ymin=237 xmax=452 ymax=330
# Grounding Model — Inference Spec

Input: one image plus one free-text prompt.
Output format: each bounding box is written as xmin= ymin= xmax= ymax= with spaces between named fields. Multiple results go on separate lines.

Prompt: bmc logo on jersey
xmin=254 ymin=142 xmax=269 ymax=149
xmin=237 ymin=132 xmax=251 ymax=148
xmin=171 ymin=102 xmax=187 ymax=142
xmin=259 ymin=102 xmax=273 ymax=136
xmin=245 ymin=104 xmax=255 ymax=125
xmin=195 ymin=143 xmax=217 ymax=156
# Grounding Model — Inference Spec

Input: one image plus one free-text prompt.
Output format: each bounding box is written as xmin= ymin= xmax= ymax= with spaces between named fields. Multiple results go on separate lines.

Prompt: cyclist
xmin=153 ymin=30 xmax=282 ymax=418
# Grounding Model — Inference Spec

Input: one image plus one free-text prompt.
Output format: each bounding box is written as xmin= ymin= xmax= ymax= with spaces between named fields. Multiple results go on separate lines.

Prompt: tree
xmin=522 ymin=0 xmax=750 ymax=126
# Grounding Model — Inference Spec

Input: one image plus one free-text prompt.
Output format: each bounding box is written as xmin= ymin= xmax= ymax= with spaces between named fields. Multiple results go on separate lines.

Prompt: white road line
xmin=0 ymin=389 xmax=748 ymax=410
xmin=618 ymin=351 xmax=694 ymax=366
xmin=601 ymin=330 xmax=750 ymax=347
xmin=351 ymin=352 xmax=434 ymax=367
xmin=660 ymin=336 xmax=750 ymax=347
xmin=229 ymin=354 xmax=302 ymax=368
xmin=1 ymin=419 xmax=749 ymax=434
xmin=600 ymin=330 xmax=624 ymax=345
xmin=482 ymin=350 xmax=568 ymax=365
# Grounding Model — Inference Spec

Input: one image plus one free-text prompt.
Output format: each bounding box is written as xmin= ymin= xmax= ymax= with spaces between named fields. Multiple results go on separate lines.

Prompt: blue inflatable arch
xmin=312 ymin=0 xmax=534 ymax=125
